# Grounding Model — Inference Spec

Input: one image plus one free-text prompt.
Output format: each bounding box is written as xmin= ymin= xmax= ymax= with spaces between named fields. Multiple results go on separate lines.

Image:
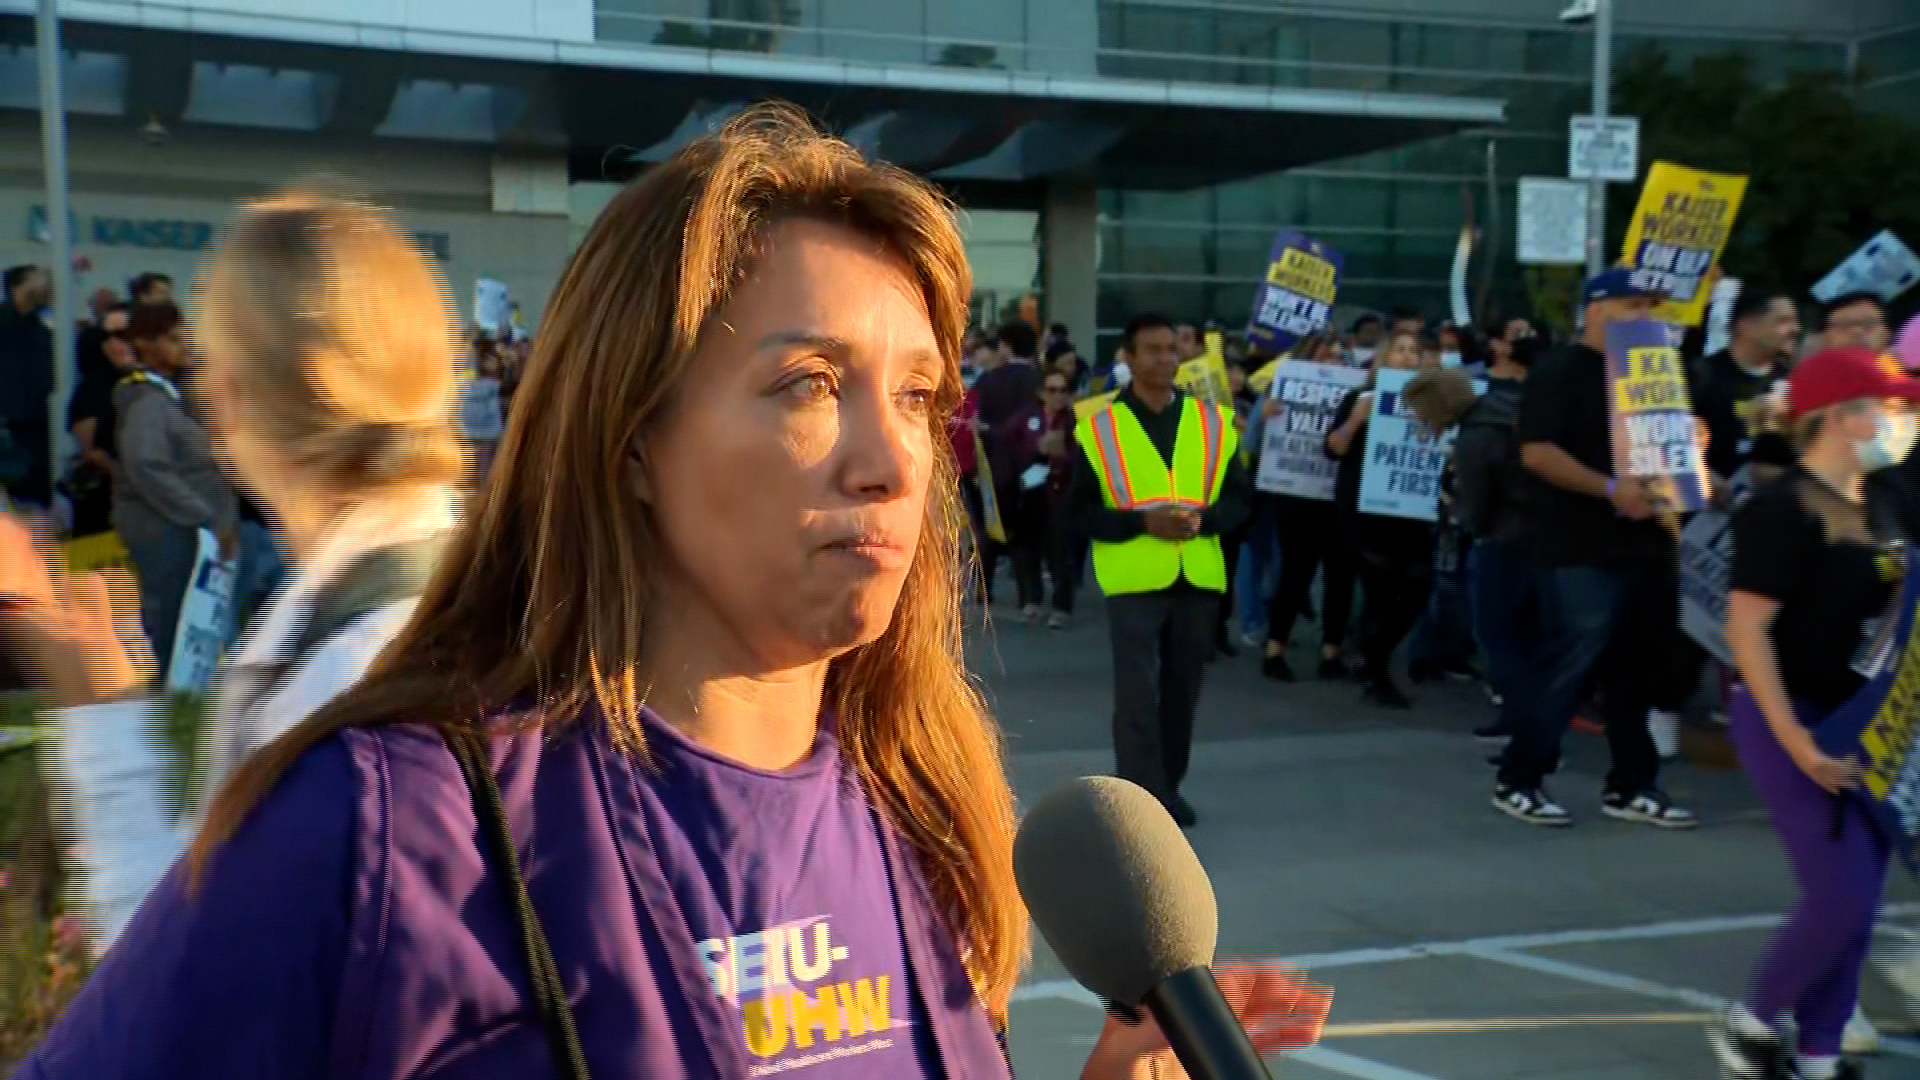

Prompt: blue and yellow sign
xmin=1246 ymin=231 xmax=1343 ymax=354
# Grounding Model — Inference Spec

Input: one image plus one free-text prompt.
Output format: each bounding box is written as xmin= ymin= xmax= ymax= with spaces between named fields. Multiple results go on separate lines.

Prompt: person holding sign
xmin=1712 ymin=347 xmax=1920 ymax=1080
xmin=1 ymin=188 xmax=464 ymax=957
xmin=1324 ymin=328 xmax=1439 ymax=709
xmin=112 ymin=301 xmax=241 ymax=678
xmin=1494 ymin=268 xmax=1698 ymax=829
xmin=1071 ymin=312 xmax=1251 ymax=828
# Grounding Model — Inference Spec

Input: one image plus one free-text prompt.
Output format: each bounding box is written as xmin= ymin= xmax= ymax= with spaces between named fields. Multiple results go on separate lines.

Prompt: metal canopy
xmin=3 ymin=13 xmax=1507 ymax=194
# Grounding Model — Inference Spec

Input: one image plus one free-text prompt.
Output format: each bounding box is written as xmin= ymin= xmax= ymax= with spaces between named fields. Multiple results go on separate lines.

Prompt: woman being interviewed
xmin=13 ymin=107 xmax=1307 ymax=1080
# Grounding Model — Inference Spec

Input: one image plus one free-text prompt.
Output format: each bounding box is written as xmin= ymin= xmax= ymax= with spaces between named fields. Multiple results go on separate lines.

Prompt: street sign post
xmin=1517 ymin=178 xmax=1590 ymax=266
xmin=1569 ymin=115 xmax=1639 ymax=183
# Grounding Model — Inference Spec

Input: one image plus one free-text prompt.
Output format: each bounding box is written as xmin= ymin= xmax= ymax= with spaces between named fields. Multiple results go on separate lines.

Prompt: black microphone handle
xmin=1140 ymin=966 xmax=1274 ymax=1080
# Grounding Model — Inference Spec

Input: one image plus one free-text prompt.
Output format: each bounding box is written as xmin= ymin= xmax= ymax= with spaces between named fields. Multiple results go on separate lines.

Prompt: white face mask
xmin=1857 ymin=412 xmax=1919 ymax=472
xmin=1351 ymin=346 xmax=1377 ymax=367
xmin=1441 ymin=350 xmax=1463 ymax=369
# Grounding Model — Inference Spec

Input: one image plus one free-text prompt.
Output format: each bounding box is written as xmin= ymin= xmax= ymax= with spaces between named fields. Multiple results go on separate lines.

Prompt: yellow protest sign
xmin=64 ymin=530 xmax=135 ymax=576
xmin=1246 ymin=359 xmax=1282 ymax=397
xmin=972 ymin=427 xmax=1006 ymax=543
xmin=1176 ymin=331 xmax=1232 ymax=406
xmin=1073 ymin=391 xmax=1118 ymax=422
xmin=1620 ymin=162 xmax=1749 ymax=327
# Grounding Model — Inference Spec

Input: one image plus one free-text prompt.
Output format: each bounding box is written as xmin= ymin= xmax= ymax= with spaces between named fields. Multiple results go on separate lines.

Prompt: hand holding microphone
xmin=1014 ymin=776 xmax=1332 ymax=1080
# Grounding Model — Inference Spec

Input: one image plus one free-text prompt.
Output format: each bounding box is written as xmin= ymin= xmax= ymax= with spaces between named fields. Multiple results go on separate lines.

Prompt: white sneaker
xmin=1648 ymin=709 xmax=1682 ymax=759
xmin=1843 ymin=1005 xmax=1880 ymax=1056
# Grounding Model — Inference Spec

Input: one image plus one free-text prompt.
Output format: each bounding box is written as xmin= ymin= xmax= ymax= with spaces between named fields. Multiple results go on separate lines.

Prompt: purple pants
xmin=1728 ymin=686 xmax=1890 ymax=1056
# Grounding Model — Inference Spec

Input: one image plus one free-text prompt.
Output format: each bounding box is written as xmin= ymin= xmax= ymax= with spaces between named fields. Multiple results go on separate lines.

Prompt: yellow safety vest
xmin=1075 ymin=395 xmax=1238 ymax=596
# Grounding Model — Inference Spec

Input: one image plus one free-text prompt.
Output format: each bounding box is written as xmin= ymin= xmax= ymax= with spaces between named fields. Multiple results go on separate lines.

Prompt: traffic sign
xmin=1569 ymin=115 xmax=1640 ymax=182
xmin=1517 ymin=177 xmax=1589 ymax=265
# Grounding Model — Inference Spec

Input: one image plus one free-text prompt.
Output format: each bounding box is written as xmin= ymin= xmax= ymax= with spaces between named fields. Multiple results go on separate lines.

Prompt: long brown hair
xmin=187 ymin=104 xmax=1028 ymax=1018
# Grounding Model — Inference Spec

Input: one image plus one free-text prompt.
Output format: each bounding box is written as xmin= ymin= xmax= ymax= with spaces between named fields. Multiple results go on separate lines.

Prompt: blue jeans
xmin=122 ymin=524 xmax=200 ymax=683
xmin=1410 ymin=530 xmax=1476 ymax=672
xmin=235 ymin=519 xmax=286 ymax=633
xmin=1468 ymin=540 xmax=1539 ymax=714
xmin=1235 ymin=506 xmax=1280 ymax=635
xmin=1496 ymin=559 xmax=1664 ymax=795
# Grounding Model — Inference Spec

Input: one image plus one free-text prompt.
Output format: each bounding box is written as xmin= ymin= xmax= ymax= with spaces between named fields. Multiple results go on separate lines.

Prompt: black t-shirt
xmin=66 ymin=372 xmax=118 ymax=457
xmin=1692 ymin=349 xmax=1786 ymax=482
xmin=1732 ymin=465 xmax=1903 ymax=712
xmin=1515 ymin=342 xmax=1670 ymax=567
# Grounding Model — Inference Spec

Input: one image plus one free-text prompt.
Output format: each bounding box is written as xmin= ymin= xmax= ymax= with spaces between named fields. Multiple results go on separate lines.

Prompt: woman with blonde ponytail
xmin=0 ymin=186 xmax=464 ymax=957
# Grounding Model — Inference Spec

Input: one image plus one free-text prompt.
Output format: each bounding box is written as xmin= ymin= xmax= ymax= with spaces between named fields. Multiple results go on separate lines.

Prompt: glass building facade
xmin=593 ymin=0 xmax=1888 ymax=346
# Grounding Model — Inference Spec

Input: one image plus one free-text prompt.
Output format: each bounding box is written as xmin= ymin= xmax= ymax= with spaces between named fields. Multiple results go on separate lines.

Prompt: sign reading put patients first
xmin=1246 ymin=231 xmax=1342 ymax=355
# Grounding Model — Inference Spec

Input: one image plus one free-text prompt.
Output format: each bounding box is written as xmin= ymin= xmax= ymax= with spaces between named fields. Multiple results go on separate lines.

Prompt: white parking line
xmin=1292 ymin=1046 xmax=1446 ymax=1080
xmin=1465 ymin=946 xmax=1920 ymax=1062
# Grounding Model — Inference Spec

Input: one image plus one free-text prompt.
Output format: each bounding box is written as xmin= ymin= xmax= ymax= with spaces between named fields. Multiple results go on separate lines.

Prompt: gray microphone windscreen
xmin=1013 ymin=776 xmax=1218 ymax=1006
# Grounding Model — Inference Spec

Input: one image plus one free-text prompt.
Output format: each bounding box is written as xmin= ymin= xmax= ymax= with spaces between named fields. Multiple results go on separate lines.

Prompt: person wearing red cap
xmin=1711 ymin=347 xmax=1920 ymax=1080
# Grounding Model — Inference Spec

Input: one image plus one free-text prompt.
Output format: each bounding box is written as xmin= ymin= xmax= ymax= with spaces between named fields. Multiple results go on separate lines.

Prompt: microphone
xmin=1014 ymin=776 xmax=1272 ymax=1080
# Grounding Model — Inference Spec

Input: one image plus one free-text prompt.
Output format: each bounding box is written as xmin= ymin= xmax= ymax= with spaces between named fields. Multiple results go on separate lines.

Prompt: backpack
xmin=1451 ymin=384 xmax=1525 ymax=541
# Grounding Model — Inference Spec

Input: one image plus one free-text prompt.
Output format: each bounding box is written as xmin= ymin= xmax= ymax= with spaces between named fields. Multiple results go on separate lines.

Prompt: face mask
xmin=1351 ymin=346 xmax=1377 ymax=367
xmin=1857 ymin=412 xmax=1919 ymax=472
xmin=1441 ymin=350 xmax=1463 ymax=368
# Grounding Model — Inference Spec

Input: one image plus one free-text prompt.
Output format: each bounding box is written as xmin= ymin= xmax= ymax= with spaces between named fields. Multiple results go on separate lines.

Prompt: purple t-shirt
xmin=634 ymin=713 xmax=937 ymax=1079
xmin=14 ymin=711 xmax=995 ymax=1080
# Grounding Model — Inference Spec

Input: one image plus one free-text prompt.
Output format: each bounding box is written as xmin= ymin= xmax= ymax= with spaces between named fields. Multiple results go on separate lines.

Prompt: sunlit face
xmin=1764 ymin=297 xmax=1801 ymax=358
xmin=1174 ymin=325 xmax=1200 ymax=359
xmin=1128 ymin=326 xmax=1181 ymax=393
xmin=1379 ymin=332 xmax=1422 ymax=372
xmin=136 ymin=327 xmax=187 ymax=374
xmin=1827 ymin=300 xmax=1888 ymax=352
xmin=642 ymin=218 xmax=941 ymax=667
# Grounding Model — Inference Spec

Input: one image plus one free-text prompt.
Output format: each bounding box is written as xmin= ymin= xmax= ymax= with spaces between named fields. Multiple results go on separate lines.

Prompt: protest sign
xmin=473 ymin=278 xmax=511 ymax=335
xmin=1246 ymin=358 xmax=1281 ymax=397
xmin=1073 ymin=390 xmax=1118 ymax=422
xmin=1620 ymin=162 xmax=1749 ymax=327
xmin=1256 ymin=361 xmax=1370 ymax=500
xmin=1812 ymin=230 xmax=1920 ymax=304
xmin=1356 ymin=369 xmax=1468 ymax=522
xmin=1176 ymin=331 xmax=1232 ymax=406
xmin=972 ymin=428 xmax=1007 ymax=543
xmin=1246 ymin=232 xmax=1342 ymax=355
xmin=165 ymin=528 xmax=237 ymax=697
xmin=1604 ymin=319 xmax=1709 ymax=515
xmin=1677 ymin=468 xmax=1753 ymax=666
xmin=63 ymin=529 xmax=133 ymax=577
xmin=1814 ymin=548 xmax=1920 ymax=873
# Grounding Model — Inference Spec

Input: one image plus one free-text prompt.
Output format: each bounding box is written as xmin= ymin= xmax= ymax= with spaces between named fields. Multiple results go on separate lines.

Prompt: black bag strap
xmin=442 ymin=725 xmax=593 ymax=1080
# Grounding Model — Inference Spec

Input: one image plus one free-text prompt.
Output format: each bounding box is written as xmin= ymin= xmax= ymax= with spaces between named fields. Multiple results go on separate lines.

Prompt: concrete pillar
xmin=1042 ymin=178 xmax=1099 ymax=357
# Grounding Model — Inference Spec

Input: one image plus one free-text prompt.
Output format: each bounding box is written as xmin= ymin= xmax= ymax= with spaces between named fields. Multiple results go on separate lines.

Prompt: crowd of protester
xmin=0 ymin=112 xmax=1915 ymax=1080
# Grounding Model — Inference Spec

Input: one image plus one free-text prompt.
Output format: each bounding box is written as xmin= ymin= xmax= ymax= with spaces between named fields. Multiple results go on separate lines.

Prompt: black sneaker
xmin=1317 ymin=655 xmax=1349 ymax=680
xmin=1705 ymin=1010 xmax=1795 ymax=1079
xmin=1408 ymin=658 xmax=1442 ymax=685
xmin=1601 ymin=788 xmax=1698 ymax=830
xmin=1261 ymin=652 xmax=1297 ymax=682
xmin=1362 ymin=677 xmax=1412 ymax=710
xmin=1492 ymin=784 xmax=1572 ymax=827
xmin=1166 ymin=793 xmax=1198 ymax=829
xmin=1473 ymin=722 xmax=1510 ymax=745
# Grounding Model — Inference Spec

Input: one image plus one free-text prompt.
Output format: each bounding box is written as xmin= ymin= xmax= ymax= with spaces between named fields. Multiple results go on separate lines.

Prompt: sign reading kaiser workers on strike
xmin=1246 ymin=232 xmax=1342 ymax=354
xmin=1619 ymin=162 xmax=1749 ymax=327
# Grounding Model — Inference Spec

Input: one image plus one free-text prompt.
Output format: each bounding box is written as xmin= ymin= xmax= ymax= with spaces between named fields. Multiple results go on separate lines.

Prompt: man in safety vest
xmin=1069 ymin=312 xmax=1251 ymax=828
